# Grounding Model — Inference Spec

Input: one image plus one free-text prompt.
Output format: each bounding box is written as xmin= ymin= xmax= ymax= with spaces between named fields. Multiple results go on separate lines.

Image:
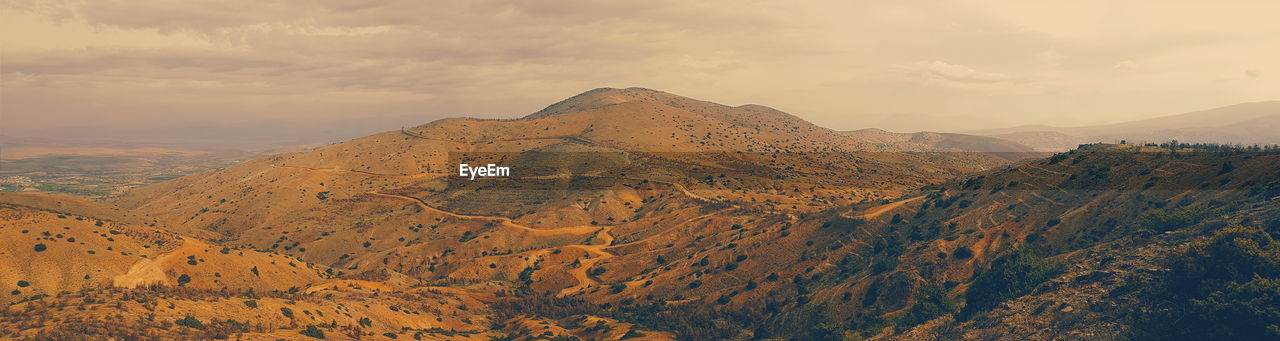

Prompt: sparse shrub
xmin=823 ymin=217 xmax=865 ymax=233
xmin=177 ymin=274 xmax=191 ymax=286
xmin=243 ymin=300 xmax=258 ymax=308
xmin=1137 ymin=206 xmax=1212 ymax=232
xmin=175 ymin=315 xmax=205 ymax=329
xmin=899 ymin=284 xmax=957 ymax=328
xmin=300 ymin=325 xmax=326 ymax=339
xmin=33 ymin=244 xmax=47 ymax=252
xmin=962 ymin=247 xmax=1064 ymax=318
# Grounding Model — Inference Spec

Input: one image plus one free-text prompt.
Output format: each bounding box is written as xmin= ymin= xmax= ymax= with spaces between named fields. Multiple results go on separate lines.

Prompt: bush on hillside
xmin=898 ymin=283 xmax=957 ymax=328
xmin=175 ymin=315 xmax=205 ymax=329
xmin=1128 ymin=226 xmax=1280 ymax=340
xmin=1136 ymin=206 xmax=1212 ymax=232
xmin=300 ymin=325 xmax=326 ymax=339
xmin=961 ymin=247 xmax=1064 ymax=318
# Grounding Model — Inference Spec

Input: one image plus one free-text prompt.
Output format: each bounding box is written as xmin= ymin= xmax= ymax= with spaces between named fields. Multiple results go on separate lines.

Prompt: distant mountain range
xmin=840 ymin=128 xmax=1037 ymax=153
xmin=969 ymin=101 xmax=1280 ymax=151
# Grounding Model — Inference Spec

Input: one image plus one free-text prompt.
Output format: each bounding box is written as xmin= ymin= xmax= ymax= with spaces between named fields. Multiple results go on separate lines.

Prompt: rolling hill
xmin=109 ymin=88 xmax=1021 ymax=294
xmin=4 ymin=88 xmax=1277 ymax=340
xmin=971 ymin=101 xmax=1280 ymax=151
xmin=839 ymin=128 xmax=1033 ymax=153
xmin=0 ymin=192 xmax=668 ymax=340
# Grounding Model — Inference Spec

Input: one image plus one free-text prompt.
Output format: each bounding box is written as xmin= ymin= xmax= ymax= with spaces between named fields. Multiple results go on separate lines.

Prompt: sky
xmin=2 ymin=0 xmax=1278 ymax=146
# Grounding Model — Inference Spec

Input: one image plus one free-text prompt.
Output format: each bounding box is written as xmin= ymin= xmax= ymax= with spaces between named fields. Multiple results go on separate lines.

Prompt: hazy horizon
xmin=3 ymin=1 xmax=1279 ymax=148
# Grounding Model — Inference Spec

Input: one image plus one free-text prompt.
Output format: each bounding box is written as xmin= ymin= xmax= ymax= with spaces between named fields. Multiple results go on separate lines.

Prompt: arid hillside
xmin=0 ymin=192 xmax=668 ymax=340
xmin=7 ymin=89 xmax=1277 ymax=340
xmin=109 ymin=88 xmax=1020 ymax=296
xmin=597 ymin=143 xmax=1278 ymax=340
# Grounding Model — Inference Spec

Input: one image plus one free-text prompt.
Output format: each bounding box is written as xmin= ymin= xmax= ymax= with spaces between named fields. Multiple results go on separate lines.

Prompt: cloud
xmin=893 ymin=61 xmax=1025 ymax=89
xmin=1 ymin=1 xmax=799 ymax=97
xmin=1112 ymin=60 xmax=1138 ymax=71
xmin=1 ymin=0 xmax=1277 ymax=137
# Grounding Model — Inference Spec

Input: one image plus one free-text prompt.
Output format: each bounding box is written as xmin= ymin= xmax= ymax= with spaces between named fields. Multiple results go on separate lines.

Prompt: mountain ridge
xmin=970 ymin=101 xmax=1280 ymax=151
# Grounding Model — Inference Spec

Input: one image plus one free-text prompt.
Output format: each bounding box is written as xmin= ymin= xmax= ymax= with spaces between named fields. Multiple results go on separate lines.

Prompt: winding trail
xmin=624 ymin=177 xmax=711 ymax=202
xmin=843 ymin=195 xmax=925 ymax=219
xmin=268 ymin=163 xmax=734 ymax=297
xmin=1024 ymin=164 xmax=1072 ymax=177
xmin=271 ymin=165 xmax=438 ymax=179
xmin=407 ymin=286 xmax=509 ymax=304
xmin=1027 ymin=191 xmax=1063 ymax=206
xmin=113 ymin=239 xmax=206 ymax=288
xmin=371 ymin=190 xmax=625 ymax=297
xmin=366 ymin=192 xmax=602 ymax=237
xmin=400 ymin=128 xmax=593 ymax=146
xmin=555 ymin=205 xmax=739 ymax=297
xmin=558 ymin=227 xmax=616 ymax=297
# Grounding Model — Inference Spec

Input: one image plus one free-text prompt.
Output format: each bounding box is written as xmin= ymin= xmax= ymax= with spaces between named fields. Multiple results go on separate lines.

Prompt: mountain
xmin=970 ymin=101 xmax=1280 ymax=151
xmin=107 ymin=88 xmax=1018 ymax=304
xmin=95 ymin=88 xmax=1025 ymax=337
xmin=6 ymin=88 xmax=1279 ymax=340
xmin=840 ymin=128 xmax=1037 ymax=153
xmin=112 ymin=88 xmax=1014 ymax=237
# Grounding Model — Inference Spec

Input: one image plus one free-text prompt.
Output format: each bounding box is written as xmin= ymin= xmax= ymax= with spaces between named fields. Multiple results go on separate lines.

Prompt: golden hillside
xmin=13 ymin=89 xmax=1272 ymax=340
